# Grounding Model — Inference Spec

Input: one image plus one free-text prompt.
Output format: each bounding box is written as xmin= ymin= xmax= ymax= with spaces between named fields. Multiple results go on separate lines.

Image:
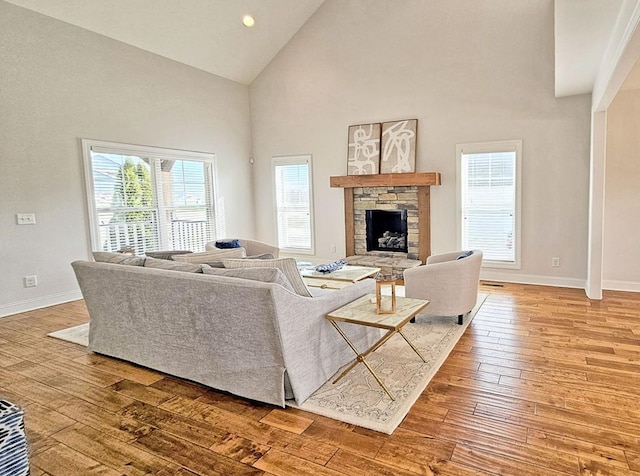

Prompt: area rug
xmin=47 ymin=322 xmax=89 ymax=346
xmin=47 ymin=293 xmax=488 ymax=434
xmin=288 ymin=292 xmax=488 ymax=434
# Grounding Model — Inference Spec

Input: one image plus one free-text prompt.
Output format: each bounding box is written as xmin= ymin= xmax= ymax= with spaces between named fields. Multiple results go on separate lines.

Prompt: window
xmin=272 ymin=155 xmax=314 ymax=254
xmin=82 ymin=140 xmax=217 ymax=255
xmin=457 ymin=140 xmax=522 ymax=268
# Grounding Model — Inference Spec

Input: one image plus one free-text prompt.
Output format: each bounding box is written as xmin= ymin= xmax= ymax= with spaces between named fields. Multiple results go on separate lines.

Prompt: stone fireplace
xmin=354 ymin=187 xmax=418 ymax=259
xmin=330 ymin=172 xmax=441 ymax=279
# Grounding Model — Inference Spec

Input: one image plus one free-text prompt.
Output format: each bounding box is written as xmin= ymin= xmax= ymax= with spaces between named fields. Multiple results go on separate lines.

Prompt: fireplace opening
xmin=366 ymin=209 xmax=408 ymax=253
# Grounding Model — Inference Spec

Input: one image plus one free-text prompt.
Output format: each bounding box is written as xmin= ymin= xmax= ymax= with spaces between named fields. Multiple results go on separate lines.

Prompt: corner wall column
xmin=586 ymin=110 xmax=607 ymax=300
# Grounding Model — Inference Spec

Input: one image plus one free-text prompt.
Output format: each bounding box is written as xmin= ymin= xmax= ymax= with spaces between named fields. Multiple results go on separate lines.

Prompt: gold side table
xmin=326 ymin=294 xmax=429 ymax=400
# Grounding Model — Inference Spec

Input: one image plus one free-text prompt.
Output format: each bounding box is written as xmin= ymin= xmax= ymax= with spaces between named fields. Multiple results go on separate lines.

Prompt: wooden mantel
xmin=330 ymin=172 xmax=440 ymax=188
xmin=330 ymin=172 xmax=441 ymax=263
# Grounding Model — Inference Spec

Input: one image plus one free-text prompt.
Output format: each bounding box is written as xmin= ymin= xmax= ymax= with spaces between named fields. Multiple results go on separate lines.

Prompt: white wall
xmin=603 ymin=88 xmax=640 ymax=291
xmin=250 ymin=0 xmax=592 ymax=286
xmin=0 ymin=2 xmax=254 ymax=316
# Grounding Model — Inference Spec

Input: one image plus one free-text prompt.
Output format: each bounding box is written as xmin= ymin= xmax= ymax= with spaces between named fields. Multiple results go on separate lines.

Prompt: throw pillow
xmin=214 ymin=239 xmax=242 ymax=249
xmin=456 ymin=250 xmax=474 ymax=260
xmin=144 ymin=257 xmax=203 ymax=273
xmin=172 ymin=247 xmax=246 ymax=265
xmin=221 ymin=257 xmax=312 ymax=297
xmin=92 ymin=252 xmax=145 ymax=266
xmin=201 ymin=266 xmax=295 ymax=292
xmin=145 ymin=250 xmax=192 ymax=260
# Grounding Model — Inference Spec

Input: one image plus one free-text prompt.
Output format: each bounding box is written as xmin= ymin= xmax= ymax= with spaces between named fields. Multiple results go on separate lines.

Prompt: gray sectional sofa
xmin=71 ymin=259 xmax=380 ymax=406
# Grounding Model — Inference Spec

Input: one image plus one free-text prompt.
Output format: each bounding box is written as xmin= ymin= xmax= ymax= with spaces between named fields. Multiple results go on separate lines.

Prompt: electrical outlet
xmin=16 ymin=213 xmax=36 ymax=225
xmin=24 ymin=275 xmax=38 ymax=287
xmin=552 ymin=257 xmax=560 ymax=267
xmin=330 ymin=244 xmax=336 ymax=253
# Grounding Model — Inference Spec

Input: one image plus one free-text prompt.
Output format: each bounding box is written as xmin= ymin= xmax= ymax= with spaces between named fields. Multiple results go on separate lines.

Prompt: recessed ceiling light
xmin=242 ymin=15 xmax=255 ymax=28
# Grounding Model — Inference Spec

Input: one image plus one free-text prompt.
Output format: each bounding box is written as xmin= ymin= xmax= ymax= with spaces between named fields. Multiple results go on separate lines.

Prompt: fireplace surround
xmin=330 ymin=172 xmax=441 ymax=264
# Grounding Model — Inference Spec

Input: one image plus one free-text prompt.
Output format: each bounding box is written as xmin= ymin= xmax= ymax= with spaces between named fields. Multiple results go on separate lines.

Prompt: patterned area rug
xmin=47 ymin=322 xmax=89 ymax=346
xmin=288 ymin=293 xmax=488 ymax=434
xmin=47 ymin=293 xmax=487 ymax=435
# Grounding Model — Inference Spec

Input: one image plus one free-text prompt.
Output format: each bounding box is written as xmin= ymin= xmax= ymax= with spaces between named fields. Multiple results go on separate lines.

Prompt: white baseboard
xmin=602 ymin=280 xmax=640 ymax=293
xmin=0 ymin=290 xmax=83 ymax=318
xmin=480 ymin=271 xmax=586 ymax=290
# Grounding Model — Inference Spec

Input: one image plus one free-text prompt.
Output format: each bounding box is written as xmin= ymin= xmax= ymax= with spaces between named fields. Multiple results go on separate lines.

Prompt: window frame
xmin=456 ymin=139 xmax=522 ymax=269
xmin=81 ymin=139 xmax=218 ymax=254
xmin=272 ymin=154 xmax=315 ymax=255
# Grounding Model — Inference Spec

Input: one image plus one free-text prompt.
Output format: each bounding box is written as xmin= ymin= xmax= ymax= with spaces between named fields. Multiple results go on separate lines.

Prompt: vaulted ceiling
xmin=4 ymin=0 xmax=634 ymax=93
xmin=2 ymin=0 xmax=325 ymax=85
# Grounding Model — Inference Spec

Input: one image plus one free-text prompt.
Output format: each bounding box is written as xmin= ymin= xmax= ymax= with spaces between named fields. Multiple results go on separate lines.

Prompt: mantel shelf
xmin=330 ymin=172 xmax=441 ymax=188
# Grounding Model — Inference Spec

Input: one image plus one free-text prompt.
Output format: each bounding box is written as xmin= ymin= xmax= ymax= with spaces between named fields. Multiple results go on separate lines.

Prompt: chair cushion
xmin=202 ymin=266 xmax=295 ymax=292
xmin=92 ymin=252 xmax=145 ymax=266
xmin=221 ymin=257 xmax=312 ymax=297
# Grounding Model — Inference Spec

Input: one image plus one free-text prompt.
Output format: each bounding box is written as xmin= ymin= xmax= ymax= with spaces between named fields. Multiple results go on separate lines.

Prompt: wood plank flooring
xmin=1 ymin=283 xmax=640 ymax=475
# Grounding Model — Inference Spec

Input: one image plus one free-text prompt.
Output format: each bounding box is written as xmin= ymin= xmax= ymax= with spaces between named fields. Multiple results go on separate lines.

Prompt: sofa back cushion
xmin=172 ymin=247 xmax=246 ymax=266
xmin=92 ymin=252 xmax=145 ymax=266
xmin=221 ymin=257 xmax=312 ymax=297
xmin=201 ymin=266 xmax=295 ymax=292
xmin=145 ymin=250 xmax=192 ymax=260
xmin=144 ymin=257 xmax=203 ymax=273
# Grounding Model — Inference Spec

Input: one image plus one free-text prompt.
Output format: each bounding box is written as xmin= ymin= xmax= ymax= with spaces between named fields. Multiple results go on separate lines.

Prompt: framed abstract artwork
xmin=347 ymin=123 xmax=381 ymax=175
xmin=380 ymin=119 xmax=417 ymax=174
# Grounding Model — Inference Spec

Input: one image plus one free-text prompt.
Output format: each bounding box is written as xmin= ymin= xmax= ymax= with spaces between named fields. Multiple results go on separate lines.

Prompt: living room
xmin=2 ymin=0 xmax=640 ymax=474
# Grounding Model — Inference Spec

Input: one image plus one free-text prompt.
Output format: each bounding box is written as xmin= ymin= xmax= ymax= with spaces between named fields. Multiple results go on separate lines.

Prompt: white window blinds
xmin=273 ymin=156 xmax=314 ymax=253
xmin=83 ymin=140 xmax=217 ymax=255
xmin=458 ymin=141 xmax=521 ymax=268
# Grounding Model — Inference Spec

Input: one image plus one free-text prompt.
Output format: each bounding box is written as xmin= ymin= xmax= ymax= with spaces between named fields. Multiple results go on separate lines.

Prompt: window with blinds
xmin=457 ymin=140 xmax=522 ymax=269
xmin=82 ymin=140 xmax=217 ymax=255
xmin=273 ymin=155 xmax=314 ymax=254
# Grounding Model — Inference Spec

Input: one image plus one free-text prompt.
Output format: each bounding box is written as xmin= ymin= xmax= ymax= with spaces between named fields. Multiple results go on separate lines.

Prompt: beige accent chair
xmin=403 ymin=250 xmax=483 ymax=325
xmin=205 ymin=238 xmax=280 ymax=258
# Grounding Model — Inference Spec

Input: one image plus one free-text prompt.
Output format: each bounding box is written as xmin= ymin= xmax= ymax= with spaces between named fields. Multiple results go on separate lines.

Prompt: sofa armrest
xmin=271 ymin=278 xmax=379 ymax=404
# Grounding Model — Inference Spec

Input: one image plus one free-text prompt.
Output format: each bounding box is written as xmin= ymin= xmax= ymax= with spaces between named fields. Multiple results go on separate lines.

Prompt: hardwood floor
xmin=1 ymin=283 xmax=640 ymax=475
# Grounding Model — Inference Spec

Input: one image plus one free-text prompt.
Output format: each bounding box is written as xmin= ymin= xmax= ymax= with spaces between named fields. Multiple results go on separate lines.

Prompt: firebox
xmin=365 ymin=209 xmax=408 ymax=253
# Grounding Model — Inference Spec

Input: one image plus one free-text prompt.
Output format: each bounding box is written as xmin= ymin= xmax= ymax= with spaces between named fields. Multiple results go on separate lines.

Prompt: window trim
xmin=81 ymin=139 xmax=218 ymax=253
xmin=272 ymin=154 xmax=315 ymax=255
xmin=456 ymin=140 xmax=522 ymax=270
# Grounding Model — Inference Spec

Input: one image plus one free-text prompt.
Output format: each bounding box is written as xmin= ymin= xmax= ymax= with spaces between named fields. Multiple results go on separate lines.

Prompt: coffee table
xmin=325 ymin=294 xmax=429 ymax=400
xmin=301 ymin=265 xmax=380 ymax=290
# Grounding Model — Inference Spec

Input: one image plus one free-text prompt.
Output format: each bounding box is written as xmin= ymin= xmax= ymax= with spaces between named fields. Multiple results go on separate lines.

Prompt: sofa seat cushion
xmin=201 ymin=266 xmax=295 ymax=292
xmin=144 ymin=257 xmax=203 ymax=273
xmin=92 ymin=251 xmax=145 ymax=266
xmin=222 ymin=257 xmax=312 ymax=297
xmin=172 ymin=247 xmax=246 ymax=266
